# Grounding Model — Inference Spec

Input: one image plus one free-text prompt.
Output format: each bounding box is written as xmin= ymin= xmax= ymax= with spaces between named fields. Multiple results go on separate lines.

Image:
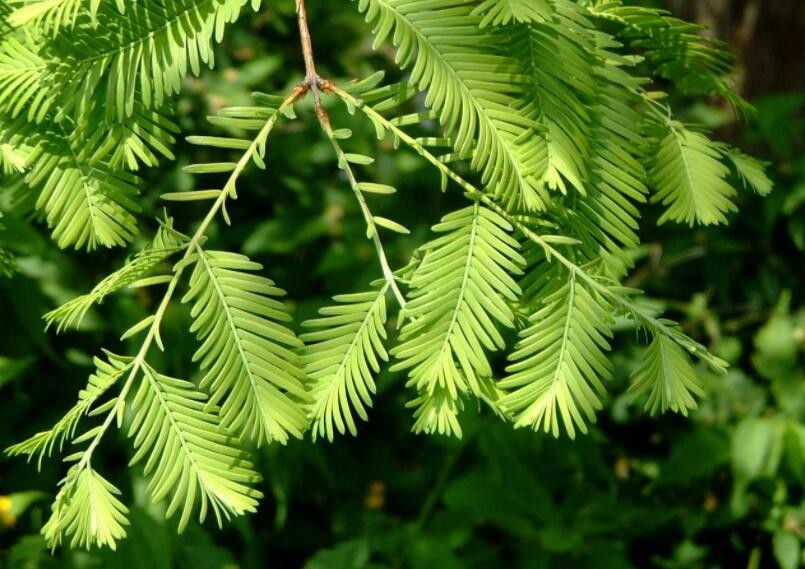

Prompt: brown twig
xmin=295 ymin=0 xmax=327 ymax=120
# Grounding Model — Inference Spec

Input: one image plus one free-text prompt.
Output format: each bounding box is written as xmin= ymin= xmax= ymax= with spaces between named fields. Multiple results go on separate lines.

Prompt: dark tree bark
xmin=666 ymin=0 xmax=805 ymax=97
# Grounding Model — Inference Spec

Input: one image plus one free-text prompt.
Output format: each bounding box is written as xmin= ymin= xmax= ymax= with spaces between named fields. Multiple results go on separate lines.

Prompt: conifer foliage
xmin=0 ymin=0 xmax=771 ymax=550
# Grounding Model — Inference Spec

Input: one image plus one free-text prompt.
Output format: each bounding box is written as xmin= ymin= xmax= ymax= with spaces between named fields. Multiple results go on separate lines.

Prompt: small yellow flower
xmin=703 ymin=493 xmax=719 ymax=513
xmin=614 ymin=458 xmax=630 ymax=480
xmin=364 ymin=481 xmax=386 ymax=510
xmin=0 ymin=496 xmax=16 ymax=528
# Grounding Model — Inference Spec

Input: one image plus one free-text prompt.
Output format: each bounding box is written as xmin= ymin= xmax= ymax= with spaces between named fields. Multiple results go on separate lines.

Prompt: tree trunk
xmin=666 ymin=0 xmax=805 ymax=97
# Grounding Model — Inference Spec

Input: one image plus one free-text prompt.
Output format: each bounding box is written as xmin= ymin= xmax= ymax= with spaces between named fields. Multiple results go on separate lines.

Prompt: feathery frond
xmin=500 ymin=266 xmax=614 ymax=439
xmin=408 ymin=383 xmax=464 ymax=438
xmin=554 ymin=33 xmax=649 ymax=274
xmin=56 ymin=0 xmax=260 ymax=121
xmin=44 ymin=221 xmax=186 ymax=332
xmin=354 ymin=0 xmax=551 ymax=210
xmin=650 ymin=122 xmax=737 ymax=226
xmin=42 ymin=466 xmax=129 ymax=550
xmin=18 ymin=117 xmax=142 ymax=249
xmin=301 ymin=285 xmax=389 ymax=441
xmin=629 ymin=334 xmax=705 ymax=416
xmin=511 ymin=1 xmax=596 ymax=197
xmin=588 ymin=0 xmax=749 ymax=113
xmin=728 ymin=150 xmax=773 ymax=196
xmin=183 ymin=249 xmax=308 ymax=446
xmin=392 ymin=203 xmax=524 ymax=435
xmin=128 ymin=364 xmax=263 ymax=532
xmin=2 ymin=103 xmax=178 ymax=250
xmin=611 ymin=290 xmax=729 ymax=376
xmin=6 ymin=352 xmax=131 ymax=467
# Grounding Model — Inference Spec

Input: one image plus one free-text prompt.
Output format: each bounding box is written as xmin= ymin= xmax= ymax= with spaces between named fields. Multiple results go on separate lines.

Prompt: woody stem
xmin=295 ymin=0 xmax=326 ymax=118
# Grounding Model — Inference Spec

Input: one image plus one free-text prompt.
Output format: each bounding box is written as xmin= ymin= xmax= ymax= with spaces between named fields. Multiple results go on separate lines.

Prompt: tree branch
xmin=294 ymin=0 xmax=404 ymax=307
xmin=332 ymin=85 xmax=727 ymax=372
xmin=68 ymin=90 xmax=304 ymax=483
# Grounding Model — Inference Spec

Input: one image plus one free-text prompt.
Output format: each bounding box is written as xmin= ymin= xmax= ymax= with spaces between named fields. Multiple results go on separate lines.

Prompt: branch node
xmin=293 ymin=82 xmax=309 ymax=99
xmin=295 ymin=0 xmax=326 ymax=116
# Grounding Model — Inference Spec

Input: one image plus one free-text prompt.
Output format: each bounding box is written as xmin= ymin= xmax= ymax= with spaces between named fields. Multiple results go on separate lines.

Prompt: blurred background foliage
xmin=0 ymin=1 xmax=803 ymax=568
